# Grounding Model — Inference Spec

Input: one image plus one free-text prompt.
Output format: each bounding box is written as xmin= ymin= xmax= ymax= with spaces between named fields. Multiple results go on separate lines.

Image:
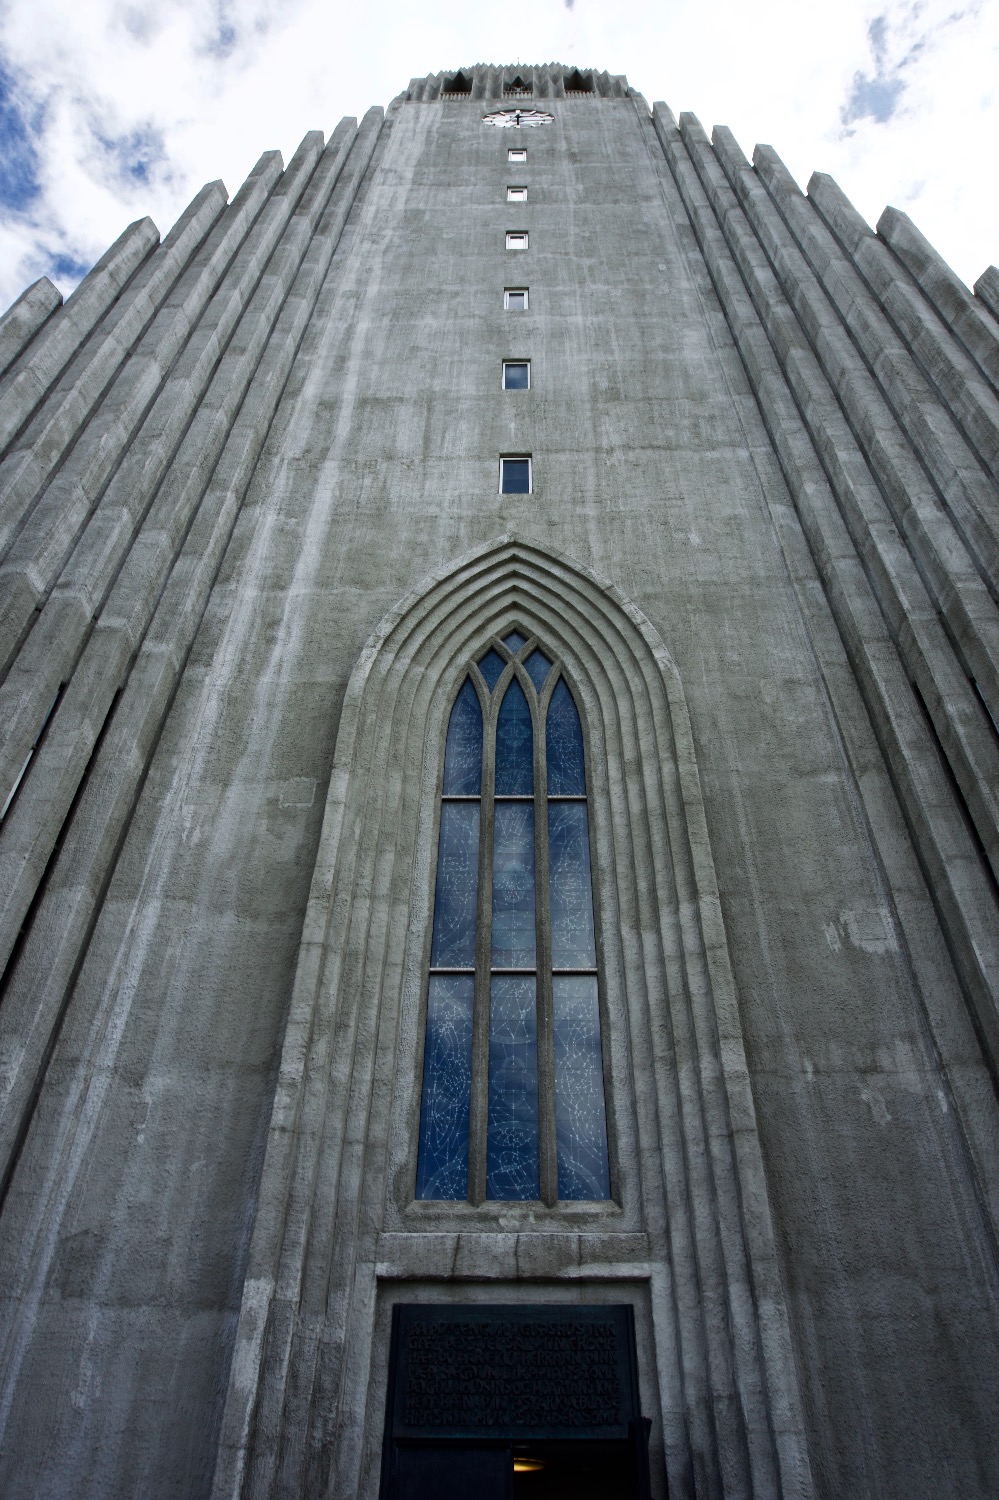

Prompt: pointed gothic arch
xmin=212 ymin=537 xmax=813 ymax=1500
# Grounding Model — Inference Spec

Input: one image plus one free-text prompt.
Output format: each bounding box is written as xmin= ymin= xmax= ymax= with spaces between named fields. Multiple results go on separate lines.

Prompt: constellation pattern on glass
xmin=524 ymin=647 xmax=552 ymax=692
xmin=477 ymin=647 xmax=506 ymax=691
xmin=487 ymin=975 xmax=540 ymax=1199
xmin=546 ymin=678 xmax=586 ymax=795
xmin=495 ymin=678 xmax=533 ymax=795
xmin=553 ymin=976 xmax=610 ymax=1199
xmin=443 ymin=678 xmax=482 ymax=795
xmin=416 ymin=976 xmax=475 ymax=1199
xmin=548 ymin=801 xmax=596 ymax=969
xmin=430 ymin=803 xmax=480 ymax=967
xmin=418 ymin=630 xmax=610 ymax=1204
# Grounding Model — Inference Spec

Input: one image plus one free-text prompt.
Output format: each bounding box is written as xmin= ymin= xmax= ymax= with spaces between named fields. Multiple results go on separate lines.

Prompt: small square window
xmin=507 ymin=185 xmax=527 ymax=202
xmin=506 ymin=231 xmax=528 ymax=250
xmin=500 ymin=456 xmax=532 ymax=494
xmin=502 ymin=361 xmax=530 ymax=390
xmin=508 ymin=147 xmax=527 ymax=162
xmin=504 ymin=288 xmax=529 ymax=311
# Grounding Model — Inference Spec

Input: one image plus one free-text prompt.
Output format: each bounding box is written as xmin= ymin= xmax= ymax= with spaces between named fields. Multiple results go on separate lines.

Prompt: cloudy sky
xmin=0 ymin=0 xmax=995 ymax=309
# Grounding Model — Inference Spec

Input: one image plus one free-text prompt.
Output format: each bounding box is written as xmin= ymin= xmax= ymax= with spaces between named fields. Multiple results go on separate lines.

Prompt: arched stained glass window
xmin=416 ymin=631 xmax=611 ymax=1204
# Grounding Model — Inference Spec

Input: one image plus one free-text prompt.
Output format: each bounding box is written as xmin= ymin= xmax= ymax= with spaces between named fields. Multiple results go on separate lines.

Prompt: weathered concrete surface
xmin=0 ymin=67 xmax=997 ymax=1500
xmin=0 ymin=277 xmax=61 ymax=382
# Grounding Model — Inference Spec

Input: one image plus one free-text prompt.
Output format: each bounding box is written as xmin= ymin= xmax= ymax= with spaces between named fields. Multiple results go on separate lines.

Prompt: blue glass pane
xmin=501 ymin=458 xmax=531 ymax=494
xmin=503 ymin=630 xmax=527 ymax=652
xmin=546 ymin=678 xmax=585 ymax=795
xmin=478 ymin=648 xmax=506 ymax=691
xmin=491 ymin=802 xmax=536 ymax=967
xmin=487 ymin=975 xmax=540 ymax=1199
xmin=524 ymin=648 xmax=551 ymax=693
xmin=503 ymin=362 xmax=529 ymax=389
xmin=430 ymin=803 xmax=480 ymax=967
xmin=443 ymin=679 xmax=482 ymax=795
xmin=548 ymin=801 xmax=596 ymax=968
xmin=416 ymin=976 xmax=474 ymax=1199
xmin=495 ymin=678 xmax=533 ymax=795
xmin=553 ymin=976 xmax=610 ymax=1200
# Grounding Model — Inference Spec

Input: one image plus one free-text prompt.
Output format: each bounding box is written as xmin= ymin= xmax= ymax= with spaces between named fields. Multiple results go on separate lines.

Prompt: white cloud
xmin=0 ymin=0 xmax=995 ymax=309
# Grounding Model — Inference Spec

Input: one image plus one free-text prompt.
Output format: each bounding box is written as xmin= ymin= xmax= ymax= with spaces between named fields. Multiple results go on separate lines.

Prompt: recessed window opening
xmin=506 ymin=231 xmax=528 ymax=250
xmin=508 ymin=147 xmax=527 ymax=163
xmin=504 ymin=76 xmax=533 ymax=97
xmin=564 ymin=69 xmax=594 ymax=94
xmin=502 ymin=361 xmax=530 ymax=391
xmin=416 ymin=633 xmax=610 ymax=1203
xmin=442 ymin=71 xmax=472 ymax=95
xmin=504 ymin=288 xmax=529 ymax=311
xmin=507 ymin=185 xmax=527 ymax=202
xmin=500 ymin=456 xmax=532 ymax=494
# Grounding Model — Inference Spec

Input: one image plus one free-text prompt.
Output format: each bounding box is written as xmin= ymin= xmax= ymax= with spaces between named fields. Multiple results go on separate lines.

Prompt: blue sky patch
xmin=49 ymin=251 xmax=91 ymax=283
xmin=93 ymin=121 xmax=168 ymax=189
xmin=0 ymin=60 xmax=41 ymax=212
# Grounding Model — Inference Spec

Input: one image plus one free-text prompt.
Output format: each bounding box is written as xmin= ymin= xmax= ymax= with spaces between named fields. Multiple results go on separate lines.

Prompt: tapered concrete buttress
xmin=878 ymin=206 xmax=999 ymax=399
xmin=0 ymin=278 xmax=62 ymax=382
xmin=0 ymin=152 xmax=283 ymax=677
xmin=0 ymin=216 xmax=158 ymax=456
xmin=0 ymin=111 xmax=379 ymax=1197
xmin=975 ymin=265 xmax=999 ymax=321
xmin=705 ymin=126 xmax=999 ymax=889
xmin=0 ymin=181 xmax=228 ymax=565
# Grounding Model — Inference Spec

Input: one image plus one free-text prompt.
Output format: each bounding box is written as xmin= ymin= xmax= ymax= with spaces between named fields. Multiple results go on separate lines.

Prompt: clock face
xmin=482 ymin=108 xmax=555 ymax=128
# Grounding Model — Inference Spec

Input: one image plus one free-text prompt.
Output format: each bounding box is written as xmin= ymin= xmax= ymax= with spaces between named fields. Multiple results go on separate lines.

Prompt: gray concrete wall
xmin=0 ymin=66 xmax=997 ymax=1499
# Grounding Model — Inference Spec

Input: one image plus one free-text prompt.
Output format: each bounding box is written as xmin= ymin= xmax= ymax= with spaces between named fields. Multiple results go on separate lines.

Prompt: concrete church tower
xmin=0 ymin=61 xmax=998 ymax=1498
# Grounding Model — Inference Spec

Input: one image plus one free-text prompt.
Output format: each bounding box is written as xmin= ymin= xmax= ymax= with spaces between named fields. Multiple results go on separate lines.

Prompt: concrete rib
xmin=0 ymin=217 xmax=158 ymax=457
xmin=0 ymin=182 xmax=227 ymax=564
xmin=651 ymin=103 xmax=999 ymax=1080
xmin=0 ymin=280 xmax=62 ymax=383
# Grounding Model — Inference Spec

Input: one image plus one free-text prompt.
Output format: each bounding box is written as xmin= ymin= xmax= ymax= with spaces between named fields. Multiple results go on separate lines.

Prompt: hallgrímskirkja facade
xmin=1 ymin=64 xmax=998 ymax=1499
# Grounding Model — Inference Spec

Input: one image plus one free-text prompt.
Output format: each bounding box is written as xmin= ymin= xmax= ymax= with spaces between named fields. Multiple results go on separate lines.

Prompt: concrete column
xmin=796 ymin=172 xmax=999 ymax=593
xmin=0 ymin=217 xmax=158 ymax=457
xmin=0 ymin=183 xmax=227 ymax=563
xmin=704 ymin=123 xmax=999 ymax=882
xmin=975 ymin=267 xmax=999 ymax=322
xmin=878 ymin=207 xmax=999 ymax=399
xmin=651 ymin=103 xmax=999 ymax=1100
xmin=0 ymin=153 xmax=282 ymax=672
xmin=0 ymin=114 xmax=375 ymax=996
xmin=817 ymin=196 xmax=999 ymax=476
xmin=0 ymin=279 xmax=62 ymax=382
xmin=751 ymin=149 xmax=999 ymax=734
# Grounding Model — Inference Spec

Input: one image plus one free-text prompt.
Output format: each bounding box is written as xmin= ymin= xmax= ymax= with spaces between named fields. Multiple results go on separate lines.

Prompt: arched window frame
xmin=416 ymin=627 xmax=614 ymax=1206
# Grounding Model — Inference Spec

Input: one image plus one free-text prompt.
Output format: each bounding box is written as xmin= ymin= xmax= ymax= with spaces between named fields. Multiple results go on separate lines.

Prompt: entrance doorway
xmin=380 ymin=1305 xmax=654 ymax=1500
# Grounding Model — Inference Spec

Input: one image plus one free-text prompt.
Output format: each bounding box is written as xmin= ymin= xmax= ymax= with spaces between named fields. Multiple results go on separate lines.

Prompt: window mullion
xmin=533 ymin=673 xmax=557 ymax=1206
xmin=468 ymin=684 xmax=496 ymax=1205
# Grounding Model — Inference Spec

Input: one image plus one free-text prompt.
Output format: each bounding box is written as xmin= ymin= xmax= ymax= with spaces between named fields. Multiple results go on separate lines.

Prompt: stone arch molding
xmin=213 ymin=537 xmax=813 ymax=1500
